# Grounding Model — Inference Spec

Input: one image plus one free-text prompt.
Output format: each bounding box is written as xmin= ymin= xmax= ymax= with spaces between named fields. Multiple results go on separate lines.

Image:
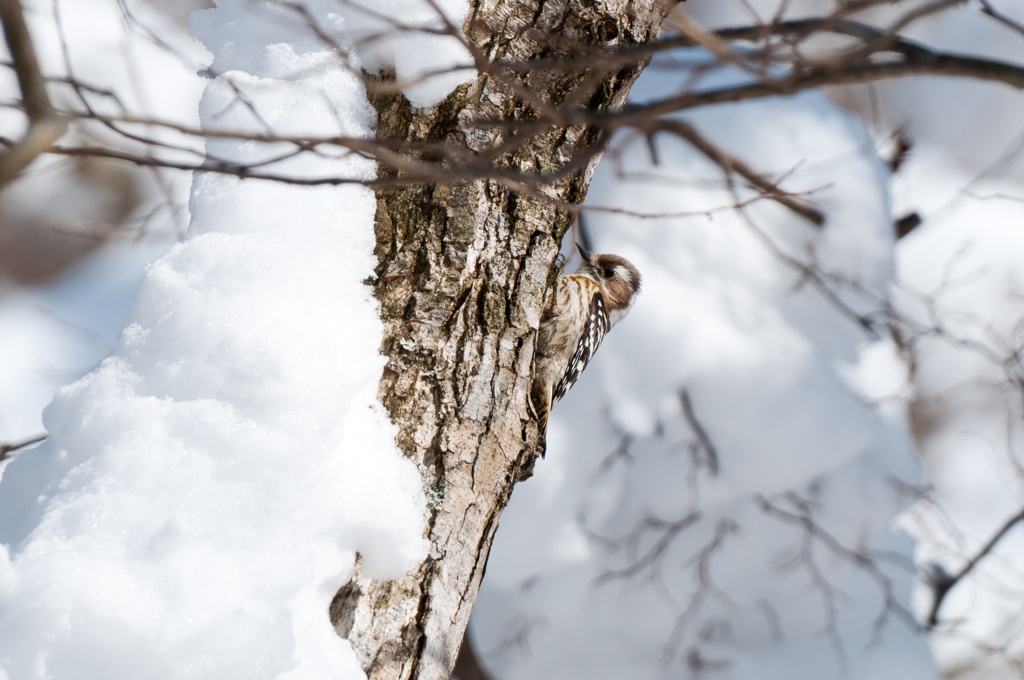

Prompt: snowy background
xmin=1 ymin=0 xmax=1023 ymax=678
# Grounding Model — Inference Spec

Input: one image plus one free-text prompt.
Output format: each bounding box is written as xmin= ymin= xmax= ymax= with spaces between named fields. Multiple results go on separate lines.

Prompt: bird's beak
xmin=575 ymin=242 xmax=592 ymax=262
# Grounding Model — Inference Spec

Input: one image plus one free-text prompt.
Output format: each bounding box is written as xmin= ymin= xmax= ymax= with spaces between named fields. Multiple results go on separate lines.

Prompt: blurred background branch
xmin=0 ymin=0 xmax=65 ymax=185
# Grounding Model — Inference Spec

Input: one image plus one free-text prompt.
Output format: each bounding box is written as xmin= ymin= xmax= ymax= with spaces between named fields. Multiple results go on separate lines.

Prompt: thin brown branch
xmin=0 ymin=433 xmax=46 ymax=462
xmin=609 ymin=16 xmax=1024 ymax=126
xmin=1 ymin=8 xmax=1020 ymax=198
xmin=616 ymin=51 xmax=1024 ymax=125
xmin=594 ymin=511 xmax=702 ymax=584
xmin=661 ymin=520 xmax=738 ymax=666
xmin=664 ymin=8 xmax=763 ymax=78
xmin=926 ymin=506 xmax=1024 ymax=629
xmin=24 ymin=42 xmax=1023 ymax=192
xmin=979 ymin=0 xmax=1024 ymax=38
xmin=758 ymin=492 xmax=921 ymax=651
xmin=650 ymin=118 xmax=826 ymax=227
xmin=679 ymin=389 xmax=719 ymax=476
xmin=39 ymin=140 xmax=611 ymax=207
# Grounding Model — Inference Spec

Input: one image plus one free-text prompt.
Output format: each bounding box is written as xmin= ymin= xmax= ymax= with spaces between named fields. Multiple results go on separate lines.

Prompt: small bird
xmin=531 ymin=243 xmax=642 ymax=455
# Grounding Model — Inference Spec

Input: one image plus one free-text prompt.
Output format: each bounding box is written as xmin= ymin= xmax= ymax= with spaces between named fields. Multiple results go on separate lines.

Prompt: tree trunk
xmin=330 ymin=2 xmax=673 ymax=678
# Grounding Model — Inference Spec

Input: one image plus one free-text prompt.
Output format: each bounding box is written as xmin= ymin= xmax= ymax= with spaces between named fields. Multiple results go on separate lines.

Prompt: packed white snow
xmin=0 ymin=0 xmax=485 ymax=676
xmin=197 ymin=0 xmax=475 ymax=110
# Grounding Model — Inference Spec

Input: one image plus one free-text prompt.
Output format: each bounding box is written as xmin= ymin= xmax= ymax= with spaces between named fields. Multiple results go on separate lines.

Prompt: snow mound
xmin=0 ymin=1 xmax=429 ymax=678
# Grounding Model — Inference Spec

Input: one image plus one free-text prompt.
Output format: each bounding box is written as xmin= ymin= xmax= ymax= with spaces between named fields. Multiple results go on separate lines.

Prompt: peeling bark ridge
xmin=330 ymin=2 xmax=674 ymax=679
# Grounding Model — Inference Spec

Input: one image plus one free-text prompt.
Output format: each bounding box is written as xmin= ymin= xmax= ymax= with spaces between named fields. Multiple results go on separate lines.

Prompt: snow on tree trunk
xmin=330 ymin=2 xmax=674 ymax=678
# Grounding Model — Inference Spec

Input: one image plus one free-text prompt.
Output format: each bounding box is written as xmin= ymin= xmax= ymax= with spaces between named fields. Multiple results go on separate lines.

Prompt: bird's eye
xmin=602 ymin=267 xmax=615 ymax=278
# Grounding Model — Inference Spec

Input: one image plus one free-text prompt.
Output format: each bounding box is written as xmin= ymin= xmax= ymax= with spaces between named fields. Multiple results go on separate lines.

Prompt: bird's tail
xmin=528 ymin=384 xmax=551 ymax=459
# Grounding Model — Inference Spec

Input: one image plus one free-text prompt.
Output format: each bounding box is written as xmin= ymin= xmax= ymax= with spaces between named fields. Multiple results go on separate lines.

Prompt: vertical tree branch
xmin=0 ymin=0 xmax=66 ymax=185
xmin=329 ymin=2 xmax=675 ymax=679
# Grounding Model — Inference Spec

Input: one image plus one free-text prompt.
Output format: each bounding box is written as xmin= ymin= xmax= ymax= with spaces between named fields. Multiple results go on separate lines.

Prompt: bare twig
xmin=0 ymin=6 xmax=1019 ymax=199
xmin=592 ymin=511 xmax=702 ymax=587
xmin=616 ymin=52 xmax=1024 ymax=126
xmin=758 ymin=492 xmax=922 ymax=668
xmin=650 ymin=119 xmax=826 ymax=227
xmin=679 ymin=389 xmax=719 ymax=476
xmin=0 ymin=433 xmax=46 ymax=462
xmin=661 ymin=520 xmax=738 ymax=666
xmin=925 ymin=506 xmax=1024 ymax=629
xmin=979 ymin=0 xmax=1024 ymax=38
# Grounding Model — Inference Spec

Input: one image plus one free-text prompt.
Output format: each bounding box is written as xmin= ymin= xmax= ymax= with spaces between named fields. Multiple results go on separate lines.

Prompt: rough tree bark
xmin=330 ymin=2 xmax=674 ymax=679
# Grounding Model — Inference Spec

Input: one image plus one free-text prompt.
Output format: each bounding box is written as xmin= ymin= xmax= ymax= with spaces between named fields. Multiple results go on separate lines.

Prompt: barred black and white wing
xmin=553 ymin=292 xmax=608 ymax=402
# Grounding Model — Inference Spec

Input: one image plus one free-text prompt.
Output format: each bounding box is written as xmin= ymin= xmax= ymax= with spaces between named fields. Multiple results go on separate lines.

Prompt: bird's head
xmin=575 ymin=243 xmax=642 ymax=324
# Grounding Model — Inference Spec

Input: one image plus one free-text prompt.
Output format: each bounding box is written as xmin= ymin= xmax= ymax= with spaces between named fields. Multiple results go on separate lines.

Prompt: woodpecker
xmin=531 ymin=243 xmax=642 ymax=455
